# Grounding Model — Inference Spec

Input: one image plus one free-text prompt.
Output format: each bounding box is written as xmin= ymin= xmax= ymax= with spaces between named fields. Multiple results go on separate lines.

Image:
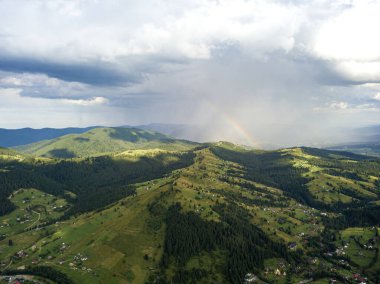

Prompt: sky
xmin=0 ymin=0 xmax=380 ymax=147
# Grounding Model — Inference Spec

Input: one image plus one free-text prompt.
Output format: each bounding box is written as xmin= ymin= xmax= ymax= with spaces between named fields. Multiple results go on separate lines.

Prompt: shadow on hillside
xmin=0 ymin=150 xmax=196 ymax=217
xmin=45 ymin=149 xmax=76 ymax=158
xmin=38 ymin=151 xmax=195 ymax=214
xmin=73 ymin=137 xmax=90 ymax=143
xmin=109 ymin=128 xmax=166 ymax=142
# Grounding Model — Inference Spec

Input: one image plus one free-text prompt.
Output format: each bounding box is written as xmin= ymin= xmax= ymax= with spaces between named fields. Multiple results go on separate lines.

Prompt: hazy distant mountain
xmin=327 ymin=143 xmax=380 ymax=157
xmin=348 ymin=125 xmax=380 ymax=143
xmin=0 ymin=127 xmax=96 ymax=147
xmin=325 ymin=125 xmax=380 ymax=157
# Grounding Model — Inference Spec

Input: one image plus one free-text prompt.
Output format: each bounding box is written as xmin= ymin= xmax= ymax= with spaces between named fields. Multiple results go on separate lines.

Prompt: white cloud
xmin=314 ymin=100 xmax=380 ymax=114
xmin=334 ymin=61 xmax=380 ymax=82
xmin=0 ymin=73 xmax=85 ymax=89
xmin=314 ymin=2 xmax=380 ymax=61
xmin=62 ymin=96 xmax=108 ymax=106
xmin=313 ymin=1 xmax=380 ymax=81
xmin=330 ymin=101 xmax=349 ymax=110
xmin=0 ymin=76 xmax=23 ymax=86
xmin=3 ymin=0 xmax=378 ymax=68
xmin=0 ymin=0 xmax=306 ymax=61
xmin=374 ymin=93 xmax=380 ymax=101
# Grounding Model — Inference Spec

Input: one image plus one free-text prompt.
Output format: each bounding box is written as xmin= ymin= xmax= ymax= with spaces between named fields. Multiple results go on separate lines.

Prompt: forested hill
xmin=1 ymin=142 xmax=380 ymax=283
xmin=15 ymin=127 xmax=198 ymax=158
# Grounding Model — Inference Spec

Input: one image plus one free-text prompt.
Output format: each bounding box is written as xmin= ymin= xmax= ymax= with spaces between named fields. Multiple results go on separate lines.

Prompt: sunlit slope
xmin=15 ymin=127 xmax=198 ymax=158
xmin=0 ymin=147 xmax=31 ymax=162
xmin=211 ymin=144 xmax=380 ymax=208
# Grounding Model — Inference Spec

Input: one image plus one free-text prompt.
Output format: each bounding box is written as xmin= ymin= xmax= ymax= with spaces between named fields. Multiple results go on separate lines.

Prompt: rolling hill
xmin=1 ymin=141 xmax=380 ymax=283
xmin=15 ymin=127 xmax=198 ymax=158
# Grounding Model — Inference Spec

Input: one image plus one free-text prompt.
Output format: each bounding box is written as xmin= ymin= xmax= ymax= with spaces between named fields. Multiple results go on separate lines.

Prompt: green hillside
xmin=0 ymin=144 xmax=380 ymax=283
xmin=0 ymin=147 xmax=30 ymax=162
xmin=15 ymin=127 xmax=198 ymax=158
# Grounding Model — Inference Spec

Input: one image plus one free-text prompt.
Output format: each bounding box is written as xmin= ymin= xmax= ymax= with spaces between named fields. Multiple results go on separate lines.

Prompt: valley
xmin=0 ymin=128 xmax=379 ymax=283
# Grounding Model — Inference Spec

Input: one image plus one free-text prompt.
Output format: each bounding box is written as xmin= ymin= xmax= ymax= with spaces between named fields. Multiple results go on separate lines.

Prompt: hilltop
xmin=15 ymin=127 xmax=198 ymax=158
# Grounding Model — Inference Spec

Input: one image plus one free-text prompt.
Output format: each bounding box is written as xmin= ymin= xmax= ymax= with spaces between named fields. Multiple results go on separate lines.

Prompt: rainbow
xmin=203 ymin=100 xmax=259 ymax=147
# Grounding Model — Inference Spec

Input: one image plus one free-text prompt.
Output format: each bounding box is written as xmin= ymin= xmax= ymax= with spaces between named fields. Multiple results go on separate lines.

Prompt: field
xmin=0 ymin=188 xmax=68 ymax=236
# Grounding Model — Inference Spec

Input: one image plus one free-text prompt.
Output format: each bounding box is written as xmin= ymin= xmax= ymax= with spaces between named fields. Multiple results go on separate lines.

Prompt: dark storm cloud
xmin=301 ymin=58 xmax=365 ymax=87
xmin=0 ymin=56 xmax=139 ymax=86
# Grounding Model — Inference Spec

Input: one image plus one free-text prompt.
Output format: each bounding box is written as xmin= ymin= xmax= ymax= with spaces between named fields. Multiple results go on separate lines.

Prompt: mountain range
xmin=2 ymin=124 xmax=380 ymax=157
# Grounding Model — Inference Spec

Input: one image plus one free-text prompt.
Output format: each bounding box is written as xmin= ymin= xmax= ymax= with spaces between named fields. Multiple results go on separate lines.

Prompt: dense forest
xmin=0 ymin=151 xmax=195 ymax=216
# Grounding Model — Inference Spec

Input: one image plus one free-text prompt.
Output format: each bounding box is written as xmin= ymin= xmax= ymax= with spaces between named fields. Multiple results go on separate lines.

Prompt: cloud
xmin=314 ymin=100 xmax=380 ymax=113
xmin=0 ymin=87 xmax=107 ymax=108
xmin=329 ymin=101 xmax=349 ymax=110
xmin=331 ymin=61 xmax=380 ymax=83
xmin=0 ymin=88 xmax=125 ymax=128
xmin=0 ymin=57 xmax=138 ymax=86
xmin=0 ymin=0 xmax=380 ymax=146
xmin=312 ymin=0 xmax=380 ymax=82
xmin=0 ymin=0 xmax=305 ymax=61
xmin=62 ymin=96 xmax=108 ymax=106
xmin=374 ymin=93 xmax=380 ymax=101
xmin=313 ymin=1 xmax=380 ymax=62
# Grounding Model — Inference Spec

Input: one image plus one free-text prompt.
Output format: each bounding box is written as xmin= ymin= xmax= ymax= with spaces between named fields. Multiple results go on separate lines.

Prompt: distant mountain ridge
xmin=0 ymin=124 xmax=193 ymax=148
xmin=0 ymin=127 xmax=97 ymax=147
xmin=15 ymin=127 xmax=198 ymax=158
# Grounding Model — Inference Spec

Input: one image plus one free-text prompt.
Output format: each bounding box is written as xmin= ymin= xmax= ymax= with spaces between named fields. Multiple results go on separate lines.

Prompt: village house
xmin=352 ymin=273 xmax=367 ymax=284
xmin=244 ymin=273 xmax=257 ymax=283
